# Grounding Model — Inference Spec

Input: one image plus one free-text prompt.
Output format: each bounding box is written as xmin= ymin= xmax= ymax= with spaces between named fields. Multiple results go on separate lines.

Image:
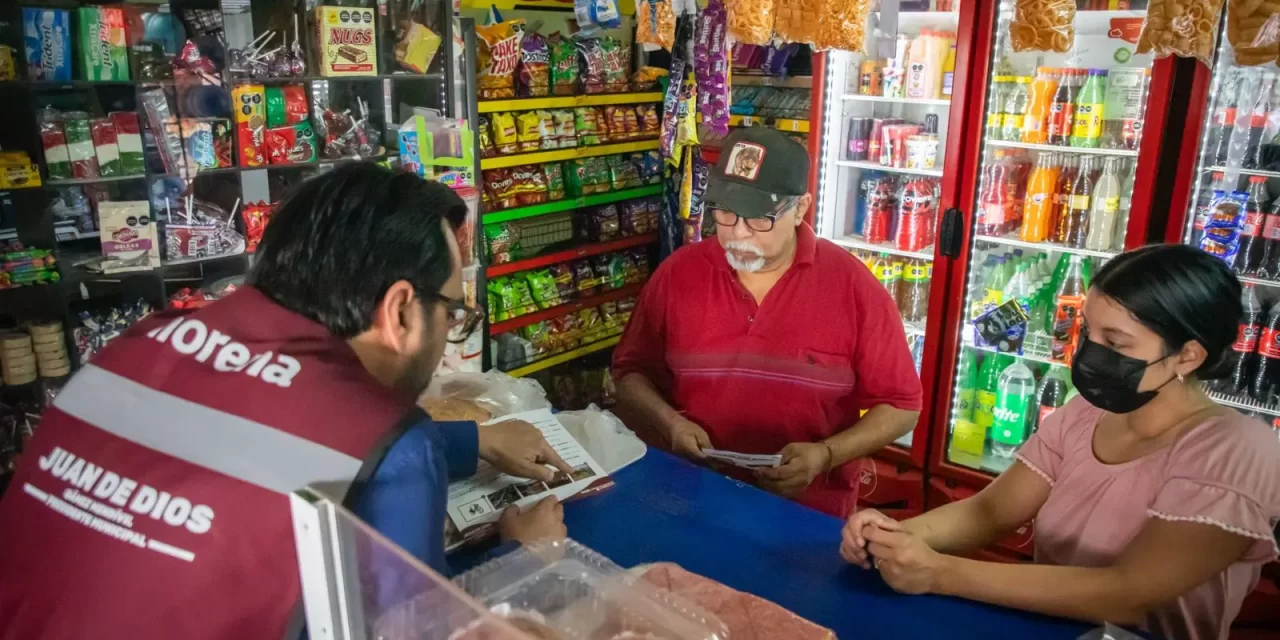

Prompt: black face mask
xmin=1071 ymin=334 xmax=1177 ymax=414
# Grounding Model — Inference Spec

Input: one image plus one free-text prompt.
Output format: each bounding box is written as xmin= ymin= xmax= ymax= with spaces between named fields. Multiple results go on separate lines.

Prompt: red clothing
xmin=613 ymin=225 xmax=922 ymax=517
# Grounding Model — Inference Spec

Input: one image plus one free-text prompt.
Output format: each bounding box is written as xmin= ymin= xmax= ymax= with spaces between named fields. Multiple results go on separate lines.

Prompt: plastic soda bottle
xmin=977 ymin=153 xmax=1012 ymax=236
xmin=871 ymin=252 xmax=899 ymax=297
xmin=1222 ymin=283 xmax=1264 ymax=394
xmin=1033 ymin=366 xmax=1072 ymax=434
xmin=992 ymin=360 xmax=1036 ymax=459
xmin=956 ymin=349 xmax=980 ymax=422
xmin=974 ymin=351 xmax=1008 ymax=430
xmin=1020 ymin=152 xmax=1057 ymax=242
xmin=1002 ymin=76 xmax=1031 ymax=141
xmin=987 ymin=77 xmax=1010 ymax=140
xmin=1047 ymin=156 xmax=1077 ymax=243
xmin=1051 ymin=256 xmax=1088 ymax=364
xmin=1084 ymin=157 xmax=1122 ymax=251
xmin=1047 ymin=69 xmax=1079 ymax=146
xmin=899 ymin=258 xmax=931 ymax=323
xmin=1071 ymin=69 xmax=1107 ymax=148
xmin=1235 ymin=176 xmax=1271 ymax=275
xmin=863 ymin=174 xmax=897 ymax=244
xmin=1022 ymin=67 xmax=1059 ymax=144
xmin=1060 ymin=156 xmax=1095 ymax=248
xmin=895 ymin=177 xmax=938 ymax=252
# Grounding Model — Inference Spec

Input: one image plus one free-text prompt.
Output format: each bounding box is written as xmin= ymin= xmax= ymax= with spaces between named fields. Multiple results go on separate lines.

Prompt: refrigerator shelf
xmin=1206 ymin=390 xmax=1280 ymax=418
xmin=1201 ymin=166 xmax=1280 ymax=180
xmin=872 ymin=11 xmax=960 ymax=29
xmin=985 ymin=139 xmax=1139 ymax=158
xmin=834 ymin=160 xmax=943 ymax=177
xmin=1239 ymin=275 xmax=1280 ymax=290
xmin=946 ymin=446 xmax=1016 ymax=476
xmin=831 ymin=235 xmax=935 ymax=260
xmin=974 ymin=234 xmax=1121 ymax=260
xmin=962 ymin=334 xmax=1061 ymax=368
xmin=841 ymin=95 xmax=952 ymax=107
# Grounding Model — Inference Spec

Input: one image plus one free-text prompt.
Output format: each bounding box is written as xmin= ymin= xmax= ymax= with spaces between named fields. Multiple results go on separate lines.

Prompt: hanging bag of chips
xmin=725 ymin=0 xmax=775 ymax=45
xmin=1136 ymin=0 xmax=1225 ymax=64
xmin=774 ymin=0 xmax=821 ymax=45
xmin=813 ymin=0 xmax=871 ymax=51
xmin=1226 ymin=0 xmax=1280 ymax=65
xmin=476 ymin=8 xmax=525 ymax=99
xmin=637 ymin=0 xmax=677 ymax=51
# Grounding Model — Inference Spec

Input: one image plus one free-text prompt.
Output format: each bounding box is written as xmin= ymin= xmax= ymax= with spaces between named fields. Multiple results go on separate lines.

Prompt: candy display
xmin=693 ymin=0 xmax=730 ymax=135
xmin=62 ymin=113 xmax=98 ymax=180
xmin=241 ymin=201 xmax=277 ymax=252
xmin=477 ymin=18 xmax=525 ymax=99
xmin=75 ymin=6 xmax=129 ymax=81
xmin=230 ymin=19 xmax=308 ymax=79
xmin=38 ymin=111 xmax=71 ymax=182
xmin=162 ymin=197 xmax=247 ymax=264
xmin=1 ymin=241 xmax=59 ymax=290
xmin=99 ymin=200 xmax=161 ymax=274
xmin=21 ymin=8 xmax=71 ymax=82
xmin=266 ymin=121 xmax=319 ymax=164
xmin=74 ymin=301 xmax=154 ymax=365
xmin=232 ymin=84 xmax=268 ymax=167
xmin=89 ymin=118 xmax=122 ymax=177
xmin=315 ymin=6 xmax=378 ymax=77
xmin=481 ymin=104 xmax=661 ymax=161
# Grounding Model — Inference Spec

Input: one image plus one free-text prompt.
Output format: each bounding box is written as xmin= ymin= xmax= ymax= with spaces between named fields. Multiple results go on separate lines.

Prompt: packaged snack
xmin=536 ymin=110 xmax=558 ymax=150
xmin=478 ymin=115 xmax=496 ymax=157
xmin=266 ymin=121 xmax=318 ymax=164
xmin=316 ymin=5 xmax=378 ymax=76
xmin=484 ymin=169 xmax=519 ymax=210
xmin=618 ymin=253 xmax=643 ymax=285
xmin=548 ymin=33 xmax=580 ymax=96
xmin=622 ymin=107 xmax=641 ymax=140
xmin=22 ymin=8 xmax=72 ymax=82
xmin=636 ymin=105 xmax=661 ymax=138
xmin=544 ymin=163 xmax=566 ymax=201
xmin=76 ymin=7 xmax=129 ymax=81
xmin=477 ymin=19 xmax=525 ymax=99
xmin=577 ymin=38 xmax=607 ymax=94
xmin=637 ymin=150 xmax=663 ymax=184
xmin=774 ymin=0 xmax=820 ymax=44
xmin=518 ymin=32 xmax=551 ymax=97
xmin=1200 ymin=189 xmax=1248 ymax=264
xmin=510 ymin=164 xmax=549 ymax=206
xmin=566 ymin=157 xmax=611 ymax=196
xmin=395 ymin=22 xmax=442 ymax=74
xmin=486 ymin=223 xmax=520 ymax=263
xmin=575 ymin=0 xmax=623 ymax=32
xmin=516 ymin=112 xmax=543 ymax=152
xmin=589 ymin=205 xmax=621 ymax=241
xmin=591 ymin=255 xmax=616 ymax=290
xmin=231 ymin=84 xmax=267 ymax=168
xmin=89 ymin=118 xmax=121 ymax=177
xmin=725 ymin=0 xmax=775 ymax=45
xmin=99 ymin=200 xmax=160 ymax=274
xmin=40 ymin=117 xmax=72 ymax=182
xmin=507 ymin=278 xmax=538 ymax=316
xmin=522 ymin=321 xmax=554 ymax=356
xmin=110 ymin=112 xmax=145 ymax=175
xmin=600 ymin=38 xmax=630 ymax=93
xmin=574 ymin=107 xmax=604 ymax=146
xmin=814 ymin=0 xmax=871 ymax=51
xmin=487 ymin=279 xmax=509 ymax=321
xmin=629 ymin=248 xmax=652 ymax=278
xmin=635 ymin=0 xmax=677 ymax=51
xmin=572 ymin=259 xmax=599 ymax=296
xmin=241 ymin=201 xmax=274 ymax=252
xmin=551 ymin=110 xmax=578 ymax=148
xmin=549 ymin=263 xmax=577 ymax=300
xmin=1137 ymin=0 xmax=1224 ymax=64
xmin=525 ymin=269 xmax=563 ymax=309
xmin=63 ymin=114 xmax=99 ymax=179
xmin=620 ymin=201 xmax=647 ymax=236
xmin=212 ymin=119 xmax=234 ymax=168
xmin=611 ymin=155 xmax=642 ymax=189
xmin=491 ymin=112 xmax=519 ymax=154
xmin=1009 ymin=0 xmax=1074 ymax=53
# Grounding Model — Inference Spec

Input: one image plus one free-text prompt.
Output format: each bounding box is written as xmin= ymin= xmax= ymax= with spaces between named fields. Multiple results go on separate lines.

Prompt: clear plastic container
xmin=454 ymin=539 xmax=728 ymax=640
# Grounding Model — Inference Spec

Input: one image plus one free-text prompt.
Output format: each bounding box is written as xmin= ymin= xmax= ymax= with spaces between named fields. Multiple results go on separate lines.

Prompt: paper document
xmin=703 ymin=448 xmax=783 ymax=469
xmin=446 ymin=409 xmax=608 ymax=532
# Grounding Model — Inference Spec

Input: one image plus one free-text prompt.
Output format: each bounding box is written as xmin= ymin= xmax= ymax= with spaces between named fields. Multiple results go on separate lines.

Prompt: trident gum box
xmin=22 ymin=8 xmax=71 ymax=82
xmin=315 ymin=6 xmax=377 ymax=77
xmin=76 ymin=7 xmax=130 ymax=81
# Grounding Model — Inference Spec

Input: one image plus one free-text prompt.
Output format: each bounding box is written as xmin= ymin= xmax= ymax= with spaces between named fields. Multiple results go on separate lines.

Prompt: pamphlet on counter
xmin=445 ymin=409 xmax=611 ymax=550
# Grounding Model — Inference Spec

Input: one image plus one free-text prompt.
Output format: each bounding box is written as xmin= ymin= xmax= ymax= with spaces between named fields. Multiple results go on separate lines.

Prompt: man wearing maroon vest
xmin=0 ymin=165 xmax=567 ymax=639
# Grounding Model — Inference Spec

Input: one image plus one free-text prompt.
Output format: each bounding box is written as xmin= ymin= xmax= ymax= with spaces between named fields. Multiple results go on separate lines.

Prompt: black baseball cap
xmin=703 ymin=127 xmax=810 ymax=219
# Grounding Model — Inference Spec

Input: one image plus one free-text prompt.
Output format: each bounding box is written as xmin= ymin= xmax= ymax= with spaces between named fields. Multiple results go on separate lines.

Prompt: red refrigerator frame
xmin=807 ymin=3 xmax=989 ymax=471
xmin=922 ymin=0 xmax=1181 ymax=489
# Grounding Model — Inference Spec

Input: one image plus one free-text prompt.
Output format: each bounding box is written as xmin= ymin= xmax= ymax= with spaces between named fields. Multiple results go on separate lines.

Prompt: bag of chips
xmin=1136 ymin=0 xmax=1225 ymax=65
xmin=607 ymin=155 xmax=640 ymax=189
xmin=485 ymin=223 xmax=520 ymax=263
xmin=518 ymin=31 xmax=551 ymax=97
xmin=510 ymin=164 xmax=549 ymax=205
xmin=636 ymin=0 xmax=677 ymax=51
xmin=725 ymin=0 xmax=775 ymax=45
xmin=574 ymin=107 xmax=604 ymax=146
xmin=478 ymin=115 xmax=496 ymax=157
xmin=477 ymin=19 xmax=525 ymax=99
xmin=544 ymin=163 xmax=565 ymax=201
xmin=548 ymin=33 xmax=579 ymax=96
xmin=552 ymin=110 xmax=577 ymax=148
xmin=589 ymin=205 xmax=622 ymax=242
xmin=577 ymin=38 xmax=607 ymax=94
xmin=483 ymin=168 xmax=519 ymax=210
xmin=600 ymin=38 xmax=630 ymax=93
xmin=516 ymin=112 xmax=543 ymax=152
xmin=536 ymin=110 xmax=558 ymax=150
xmin=636 ymin=105 xmax=661 ymax=138
xmin=491 ymin=112 xmax=519 ymax=154
xmin=572 ymin=259 xmax=599 ymax=296
xmin=525 ymin=269 xmax=563 ymax=309
xmin=549 ymin=263 xmax=577 ymax=301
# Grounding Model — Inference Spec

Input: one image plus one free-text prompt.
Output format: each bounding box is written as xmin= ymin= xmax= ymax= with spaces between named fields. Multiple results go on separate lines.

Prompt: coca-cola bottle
xmin=1206 ymin=70 xmax=1243 ymax=166
xmin=1222 ymin=283 xmax=1264 ymax=394
xmin=1244 ymin=73 xmax=1277 ymax=169
xmin=1236 ymin=176 xmax=1271 ymax=275
xmin=1258 ymin=199 xmax=1280 ymax=279
xmin=1250 ymin=303 xmax=1280 ymax=404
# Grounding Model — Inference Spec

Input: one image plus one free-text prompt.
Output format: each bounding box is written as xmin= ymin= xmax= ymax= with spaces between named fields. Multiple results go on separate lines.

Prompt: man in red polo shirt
xmin=612 ymin=128 xmax=922 ymax=518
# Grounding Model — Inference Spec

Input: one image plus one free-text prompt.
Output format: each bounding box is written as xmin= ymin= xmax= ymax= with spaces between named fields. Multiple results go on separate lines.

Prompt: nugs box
xmin=315 ymin=6 xmax=377 ymax=77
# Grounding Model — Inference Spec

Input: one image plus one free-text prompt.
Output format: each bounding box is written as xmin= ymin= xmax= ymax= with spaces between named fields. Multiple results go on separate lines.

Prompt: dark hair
xmin=1092 ymin=244 xmax=1241 ymax=380
xmin=249 ymin=163 xmax=467 ymax=338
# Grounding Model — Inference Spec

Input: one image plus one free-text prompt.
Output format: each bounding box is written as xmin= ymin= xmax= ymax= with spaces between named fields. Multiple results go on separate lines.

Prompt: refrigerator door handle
xmin=940 ymin=207 xmax=965 ymax=259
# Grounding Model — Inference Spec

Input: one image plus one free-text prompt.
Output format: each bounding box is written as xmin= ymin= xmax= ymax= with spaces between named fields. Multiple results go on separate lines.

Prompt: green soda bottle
xmin=1070 ymin=69 xmax=1107 ymax=148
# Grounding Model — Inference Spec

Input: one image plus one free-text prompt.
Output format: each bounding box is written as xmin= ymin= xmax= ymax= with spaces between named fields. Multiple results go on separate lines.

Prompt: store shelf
xmin=505 ymin=336 xmax=622 ymax=378
xmin=963 ymin=334 xmax=1060 ymax=367
xmin=1206 ymin=389 xmax=1280 ymax=417
xmin=482 ymin=185 xmax=662 ymax=225
xmin=877 ymin=11 xmax=960 ymax=30
xmin=831 ymin=236 xmax=934 ymax=261
xmin=835 ymin=160 xmax=943 ymax=177
xmin=478 ymin=92 xmax=664 ymax=113
xmin=488 ymin=283 xmax=645 ymax=336
xmin=54 ymin=223 xmax=95 ymax=241
xmin=159 ymin=152 xmax=398 ymax=179
xmin=487 ymin=234 xmax=657 ymax=277
xmin=731 ymin=73 xmax=813 ymax=89
xmin=17 ymin=79 xmax=138 ymax=90
xmin=230 ymin=73 xmax=443 ymax=85
xmin=842 ymin=94 xmax=951 ymax=106
xmin=1203 ymin=165 xmax=1280 ymax=179
xmin=974 ymin=234 xmax=1120 ymax=259
xmin=946 ymin=447 xmax=1017 ymax=476
xmin=1239 ymin=275 xmax=1280 ymax=289
xmin=729 ymin=115 xmax=810 ymax=133
xmin=986 ymin=139 xmax=1139 ymax=157
xmin=480 ymin=140 xmax=660 ymax=170
xmin=46 ymin=174 xmax=147 ymax=187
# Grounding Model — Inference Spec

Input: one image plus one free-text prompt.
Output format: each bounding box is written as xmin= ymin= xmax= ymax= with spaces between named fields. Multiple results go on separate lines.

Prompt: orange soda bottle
xmin=1022 ymin=67 xmax=1059 ymax=144
xmin=1020 ymin=152 xmax=1056 ymax=242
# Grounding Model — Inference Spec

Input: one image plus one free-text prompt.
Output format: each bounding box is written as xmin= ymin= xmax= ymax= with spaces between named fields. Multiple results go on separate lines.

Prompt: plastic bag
xmin=1009 ymin=0 xmax=1074 ymax=53
xmin=637 ymin=0 xmax=677 ymax=51
xmin=1199 ymin=189 xmax=1248 ymax=264
xmin=725 ymin=0 xmax=775 ymax=45
xmin=1136 ymin=0 xmax=1225 ymax=64
xmin=1229 ymin=0 xmax=1280 ymax=66
xmin=575 ymin=0 xmax=622 ymax=34
xmin=774 ymin=0 xmax=821 ymax=45
xmin=420 ymin=370 xmax=552 ymax=419
xmin=554 ymin=404 xmax=647 ymax=473
xmin=814 ymin=0 xmax=872 ymax=51
xmin=476 ymin=17 xmax=526 ymax=99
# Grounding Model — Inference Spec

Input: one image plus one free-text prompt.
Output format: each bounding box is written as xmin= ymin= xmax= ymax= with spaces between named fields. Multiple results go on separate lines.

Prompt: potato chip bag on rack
xmin=774 ymin=0 xmax=821 ymax=45
xmin=1226 ymin=0 xmax=1279 ymax=66
xmin=1136 ymin=0 xmax=1224 ymax=64
xmin=814 ymin=0 xmax=871 ymax=51
xmin=725 ymin=0 xmax=775 ymax=45
xmin=477 ymin=19 xmax=526 ymax=99
xmin=636 ymin=0 xmax=677 ymax=51
xmin=1008 ymin=0 xmax=1074 ymax=53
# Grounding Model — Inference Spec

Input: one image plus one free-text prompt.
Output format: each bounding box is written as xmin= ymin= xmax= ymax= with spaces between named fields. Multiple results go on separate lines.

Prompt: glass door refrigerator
xmin=924 ymin=1 xmax=1177 ymax=557
xmin=813 ymin=1 xmax=979 ymax=483
xmin=1168 ymin=33 xmax=1280 ymax=434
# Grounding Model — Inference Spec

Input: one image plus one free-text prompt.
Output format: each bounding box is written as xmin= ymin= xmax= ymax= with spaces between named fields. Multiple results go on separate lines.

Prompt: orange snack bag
xmin=725 ymin=0 xmax=775 ymax=45
xmin=1009 ymin=0 xmax=1075 ymax=53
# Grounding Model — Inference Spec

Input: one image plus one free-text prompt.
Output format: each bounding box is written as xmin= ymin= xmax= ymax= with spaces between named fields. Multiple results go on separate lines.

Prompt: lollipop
xmin=290 ymin=15 xmax=307 ymax=77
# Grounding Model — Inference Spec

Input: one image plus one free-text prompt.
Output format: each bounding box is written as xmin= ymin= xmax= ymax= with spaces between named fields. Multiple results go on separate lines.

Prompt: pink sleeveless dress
xmin=1015 ymin=396 xmax=1280 ymax=640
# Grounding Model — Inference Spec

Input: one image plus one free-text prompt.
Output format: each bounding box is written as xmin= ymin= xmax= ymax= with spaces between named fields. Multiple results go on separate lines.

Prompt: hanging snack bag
xmin=1200 ymin=189 xmax=1247 ymax=264
xmin=575 ymin=0 xmax=623 ymax=32
xmin=578 ymin=38 xmax=607 ymax=94
xmin=516 ymin=112 xmax=543 ymax=152
xmin=635 ymin=0 xmax=677 ymax=51
xmin=574 ymin=107 xmax=603 ymax=145
xmin=774 ymin=0 xmax=820 ymax=44
xmin=478 ymin=115 xmax=496 ymax=157
xmin=1137 ymin=0 xmax=1224 ymax=64
xmin=477 ymin=19 xmax=525 ymax=99
xmin=725 ymin=0 xmax=775 ymax=45
xmin=1009 ymin=0 xmax=1074 ymax=53
xmin=814 ymin=0 xmax=871 ymax=51
xmin=491 ymin=112 xmax=519 ymax=154
xmin=518 ymin=31 xmax=551 ymax=97
xmin=548 ymin=33 xmax=580 ymax=95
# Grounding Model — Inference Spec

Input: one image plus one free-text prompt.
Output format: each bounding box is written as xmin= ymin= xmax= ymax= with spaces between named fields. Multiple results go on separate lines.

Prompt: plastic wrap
xmin=725 ymin=0 xmax=774 ymax=45
xmin=639 ymin=564 xmax=835 ymax=640
xmin=1200 ymin=189 xmax=1248 ymax=264
xmin=773 ymin=0 xmax=820 ymax=45
xmin=693 ymin=0 xmax=730 ymax=135
xmin=1229 ymin=0 xmax=1280 ymax=65
xmin=1136 ymin=0 xmax=1225 ymax=64
xmin=1009 ymin=0 xmax=1074 ymax=53
xmin=554 ymin=405 xmax=646 ymax=474
xmin=455 ymin=539 xmax=728 ymax=640
xmin=421 ymin=370 xmax=552 ymax=419
xmin=636 ymin=0 xmax=677 ymax=51
xmin=814 ymin=0 xmax=871 ymax=51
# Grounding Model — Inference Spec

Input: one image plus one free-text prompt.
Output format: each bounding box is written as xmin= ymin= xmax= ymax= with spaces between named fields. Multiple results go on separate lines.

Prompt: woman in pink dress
xmin=841 ymin=244 xmax=1280 ymax=640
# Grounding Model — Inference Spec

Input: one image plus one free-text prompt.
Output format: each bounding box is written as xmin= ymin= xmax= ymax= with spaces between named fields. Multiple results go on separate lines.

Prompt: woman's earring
xmin=1177 ymin=372 xmax=1185 ymax=383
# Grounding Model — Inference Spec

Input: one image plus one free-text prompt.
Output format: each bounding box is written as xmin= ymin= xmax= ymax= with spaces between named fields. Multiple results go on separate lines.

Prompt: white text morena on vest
xmin=147 ymin=317 xmax=302 ymax=388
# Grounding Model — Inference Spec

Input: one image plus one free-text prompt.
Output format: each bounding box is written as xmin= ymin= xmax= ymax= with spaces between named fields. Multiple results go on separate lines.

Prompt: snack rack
xmin=468 ymin=6 xmax=665 ymax=394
